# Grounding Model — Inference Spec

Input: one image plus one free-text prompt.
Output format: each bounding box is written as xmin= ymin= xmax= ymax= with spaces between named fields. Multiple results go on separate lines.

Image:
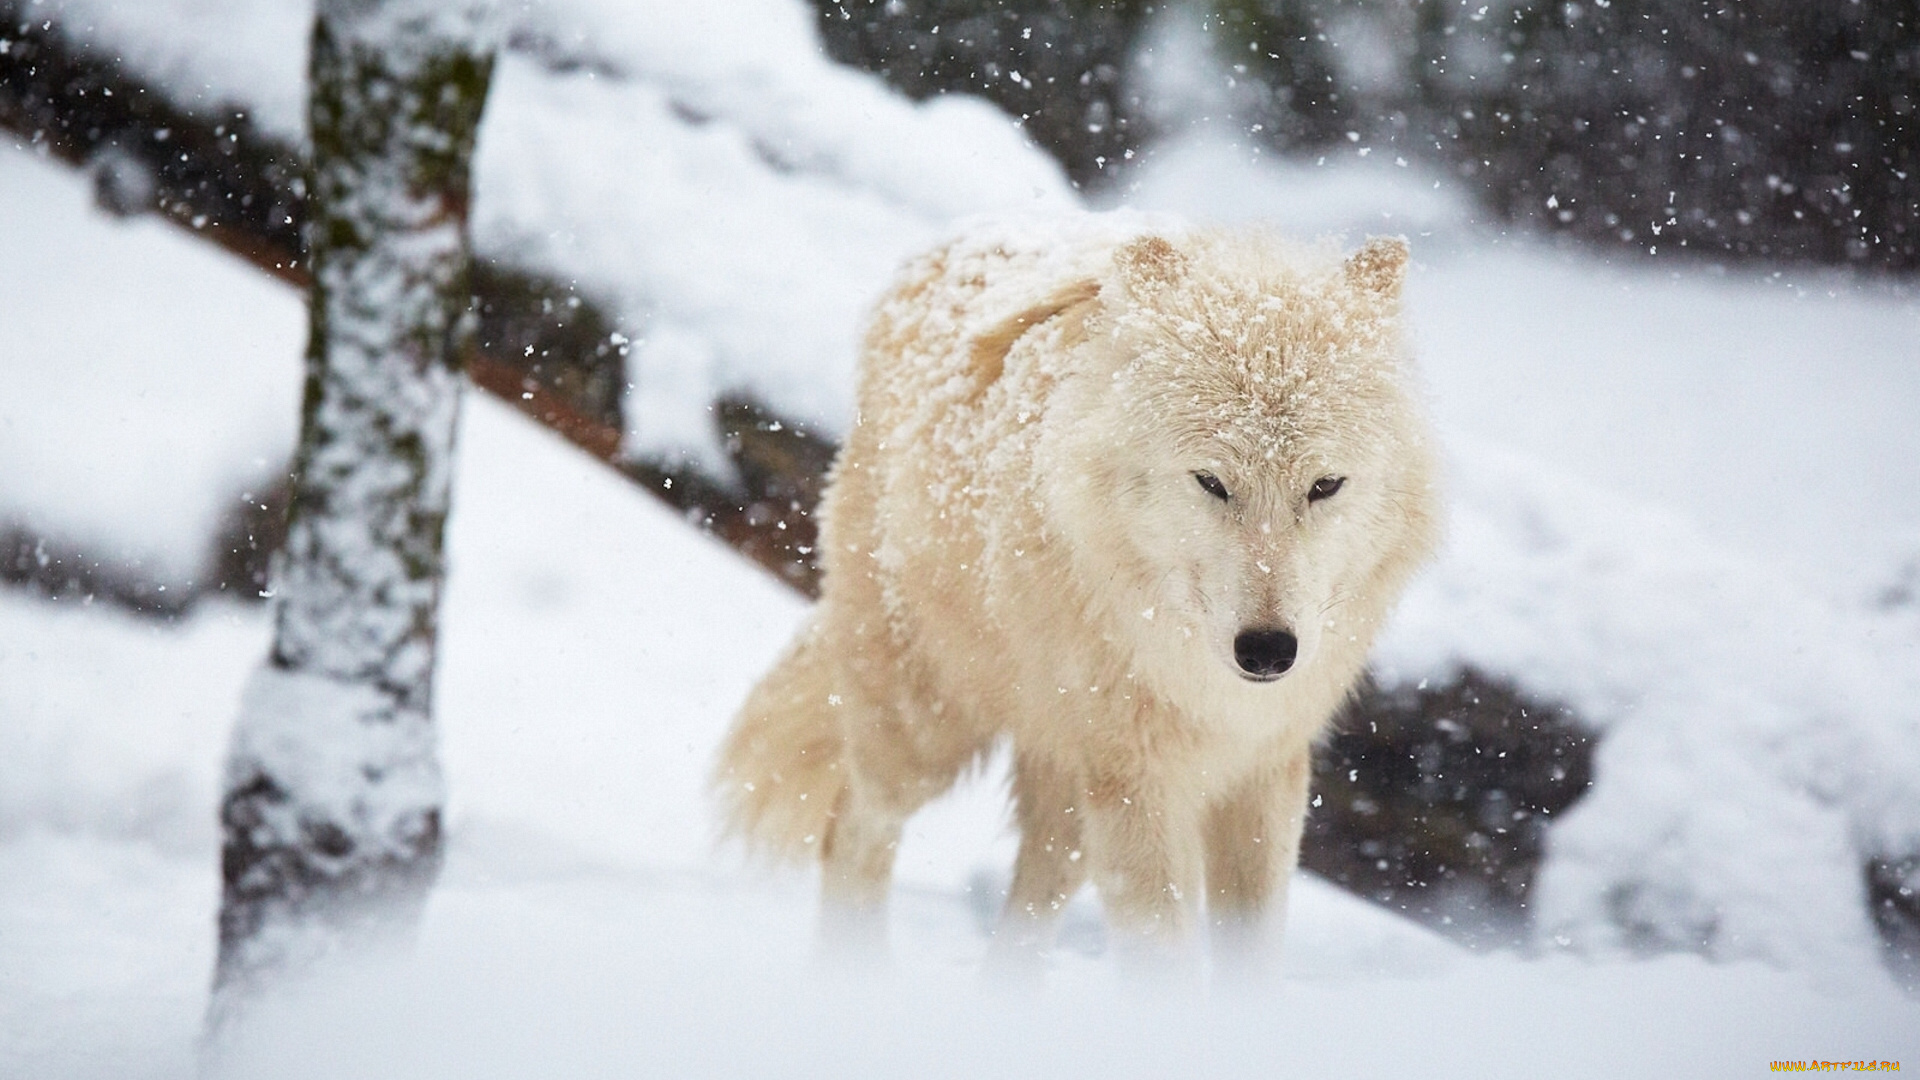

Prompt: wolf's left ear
xmin=1345 ymin=236 xmax=1409 ymax=299
xmin=1116 ymin=235 xmax=1190 ymax=293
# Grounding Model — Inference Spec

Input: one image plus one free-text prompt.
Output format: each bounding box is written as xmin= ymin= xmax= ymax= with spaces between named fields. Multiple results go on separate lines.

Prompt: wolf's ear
xmin=1115 ymin=235 xmax=1189 ymax=292
xmin=1345 ymin=236 xmax=1409 ymax=299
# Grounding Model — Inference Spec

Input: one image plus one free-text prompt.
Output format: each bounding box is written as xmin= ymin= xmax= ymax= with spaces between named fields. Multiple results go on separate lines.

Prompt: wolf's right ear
xmin=1345 ymin=236 xmax=1409 ymax=300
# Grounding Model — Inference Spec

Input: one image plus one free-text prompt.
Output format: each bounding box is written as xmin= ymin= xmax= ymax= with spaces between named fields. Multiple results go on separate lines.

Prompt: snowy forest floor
xmin=6 ymin=393 xmax=1916 ymax=1079
xmin=6 ymin=41 xmax=1920 ymax=1078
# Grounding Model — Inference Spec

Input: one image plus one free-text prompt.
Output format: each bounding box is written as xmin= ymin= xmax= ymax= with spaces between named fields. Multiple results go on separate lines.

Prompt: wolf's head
xmin=1034 ymin=230 xmax=1441 ymax=697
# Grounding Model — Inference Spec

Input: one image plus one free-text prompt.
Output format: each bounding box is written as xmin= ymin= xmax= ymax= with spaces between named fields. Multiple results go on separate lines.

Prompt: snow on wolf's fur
xmin=716 ymin=220 xmax=1441 ymax=969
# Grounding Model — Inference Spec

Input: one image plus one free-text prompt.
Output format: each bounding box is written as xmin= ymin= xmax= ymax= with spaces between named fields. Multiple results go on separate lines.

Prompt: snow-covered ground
xmin=5 ymin=0 xmax=1920 ymax=1073
xmin=6 ymin=395 xmax=1914 ymax=1079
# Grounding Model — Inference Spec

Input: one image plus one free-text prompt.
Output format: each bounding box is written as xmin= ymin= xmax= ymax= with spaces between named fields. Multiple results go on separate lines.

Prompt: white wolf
xmin=715 ymin=221 xmax=1441 ymax=973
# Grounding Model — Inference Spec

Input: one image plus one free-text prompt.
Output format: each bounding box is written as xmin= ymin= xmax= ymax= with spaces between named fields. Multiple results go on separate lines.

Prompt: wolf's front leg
xmin=1202 ymin=745 xmax=1312 ymax=984
xmin=986 ymin=754 xmax=1089 ymax=980
xmin=1080 ymin=774 xmax=1206 ymax=978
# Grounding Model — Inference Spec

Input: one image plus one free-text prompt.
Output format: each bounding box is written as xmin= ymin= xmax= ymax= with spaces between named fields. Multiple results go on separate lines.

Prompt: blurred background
xmin=819 ymin=0 xmax=1917 ymax=269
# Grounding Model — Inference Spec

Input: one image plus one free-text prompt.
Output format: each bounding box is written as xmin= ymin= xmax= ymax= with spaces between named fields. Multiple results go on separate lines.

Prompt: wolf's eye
xmin=1308 ymin=476 xmax=1346 ymax=502
xmin=1194 ymin=471 xmax=1231 ymax=501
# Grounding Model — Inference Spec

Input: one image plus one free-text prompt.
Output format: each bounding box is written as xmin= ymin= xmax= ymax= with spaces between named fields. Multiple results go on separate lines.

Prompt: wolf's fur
xmin=715 ymin=221 xmax=1441 ymax=970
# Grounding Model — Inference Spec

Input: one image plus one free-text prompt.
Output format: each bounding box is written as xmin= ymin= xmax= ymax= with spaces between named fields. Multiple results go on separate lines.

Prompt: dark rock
xmin=0 ymin=523 xmax=193 ymax=617
xmin=1867 ymin=854 xmax=1920 ymax=993
xmin=469 ymin=263 xmax=627 ymax=435
xmin=206 ymin=474 xmax=292 ymax=604
xmin=1301 ymin=669 xmax=1595 ymax=947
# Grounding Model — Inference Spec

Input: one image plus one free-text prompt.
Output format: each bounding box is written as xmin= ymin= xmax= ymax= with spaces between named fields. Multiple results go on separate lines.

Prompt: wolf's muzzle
xmin=1233 ymin=627 xmax=1298 ymax=680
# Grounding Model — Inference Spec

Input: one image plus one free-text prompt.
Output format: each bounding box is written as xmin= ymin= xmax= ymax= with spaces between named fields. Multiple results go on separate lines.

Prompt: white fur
xmin=716 ymin=220 xmax=1442 ymax=976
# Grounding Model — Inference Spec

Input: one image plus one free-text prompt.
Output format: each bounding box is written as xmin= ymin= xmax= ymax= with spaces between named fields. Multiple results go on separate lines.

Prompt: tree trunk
xmin=210 ymin=0 xmax=495 ymax=1018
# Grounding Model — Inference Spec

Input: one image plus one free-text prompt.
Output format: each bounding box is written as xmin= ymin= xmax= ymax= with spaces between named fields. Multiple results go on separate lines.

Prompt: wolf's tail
xmin=712 ymin=630 xmax=847 ymax=863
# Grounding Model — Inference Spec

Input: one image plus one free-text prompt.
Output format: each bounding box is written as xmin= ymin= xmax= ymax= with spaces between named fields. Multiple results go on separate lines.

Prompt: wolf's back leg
xmin=818 ymin=692 xmax=985 ymax=958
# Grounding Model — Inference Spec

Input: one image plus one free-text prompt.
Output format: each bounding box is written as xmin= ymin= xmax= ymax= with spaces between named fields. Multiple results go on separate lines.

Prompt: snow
xmin=0 ymin=142 xmax=304 ymax=588
xmin=0 ymin=584 xmax=260 ymax=857
xmin=6 ymin=400 xmax=1914 ymax=1078
xmin=468 ymin=7 xmax=1075 ymax=465
xmin=1377 ymin=438 xmax=1920 ymax=979
xmin=202 ymin=926 xmax=1918 ymax=1080
xmin=434 ymin=395 xmax=808 ymax=874
xmin=23 ymin=0 xmax=313 ymax=138
xmin=5 ymin=0 xmax=1920 ymax=1072
xmin=1409 ymin=249 xmax=1920 ymax=587
xmin=1121 ymin=132 xmax=1478 ymax=245
xmin=37 ymin=0 xmax=1079 ymax=468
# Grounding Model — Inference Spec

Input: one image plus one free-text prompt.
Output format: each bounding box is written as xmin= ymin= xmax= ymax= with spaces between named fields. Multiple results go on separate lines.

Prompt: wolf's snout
xmin=1233 ymin=628 xmax=1298 ymax=680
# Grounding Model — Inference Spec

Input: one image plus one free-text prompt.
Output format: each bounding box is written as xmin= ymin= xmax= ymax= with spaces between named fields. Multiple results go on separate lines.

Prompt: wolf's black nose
xmin=1233 ymin=628 xmax=1298 ymax=680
